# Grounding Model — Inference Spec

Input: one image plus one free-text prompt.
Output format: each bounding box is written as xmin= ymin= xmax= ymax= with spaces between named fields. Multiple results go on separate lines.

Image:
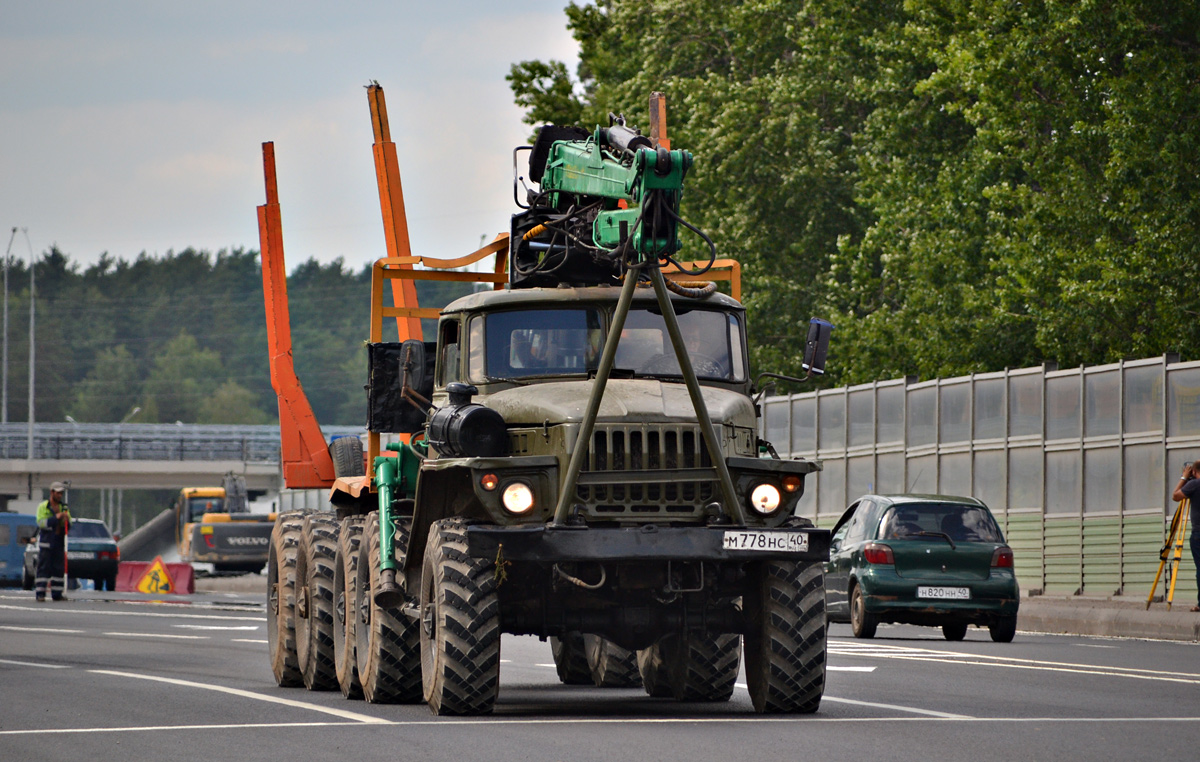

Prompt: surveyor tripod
xmin=1146 ymin=499 xmax=1191 ymax=610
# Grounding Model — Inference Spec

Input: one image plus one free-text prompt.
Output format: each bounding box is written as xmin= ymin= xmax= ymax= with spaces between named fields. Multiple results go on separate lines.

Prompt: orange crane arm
xmin=258 ymin=141 xmax=336 ymax=489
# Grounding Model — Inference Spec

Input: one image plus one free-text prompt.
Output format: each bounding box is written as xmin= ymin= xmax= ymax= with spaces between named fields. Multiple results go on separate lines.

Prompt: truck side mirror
xmin=368 ymin=340 xmax=436 ymax=434
xmin=802 ymin=318 xmax=833 ymax=376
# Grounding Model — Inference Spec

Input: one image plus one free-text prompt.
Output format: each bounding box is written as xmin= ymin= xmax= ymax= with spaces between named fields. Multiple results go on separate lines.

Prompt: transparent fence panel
xmin=907 ymin=386 xmax=936 ymax=447
xmin=1046 ymin=375 xmax=1081 ymax=441
xmin=974 ymin=378 xmax=1005 ymax=440
xmin=847 ymin=455 xmax=874 ymax=501
xmin=876 ymin=453 xmax=905 ymax=494
xmin=1085 ymin=371 xmax=1120 ymax=438
xmin=1124 ymin=444 xmax=1165 ymax=513
xmin=1046 ymin=451 xmax=1081 ymax=514
xmin=1124 ymin=365 xmax=1163 ymax=435
xmin=906 ymin=454 xmax=937 ymax=493
xmin=818 ymin=393 xmax=846 ymax=451
xmin=764 ymin=399 xmax=789 ymax=451
xmin=940 ymin=383 xmax=971 ymax=443
xmin=1083 ymin=447 xmax=1120 ymax=514
xmin=818 ymin=458 xmax=846 ymax=516
xmin=1168 ymin=366 xmax=1200 ymax=438
xmin=877 ymin=384 xmax=905 ymax=444
xmin=939 ymin=452 xmax=971 ymax=496
xmin=1009 ymin=373 xmax=1043 ymax=438
xmin=848 ymin=389 xmax=875 ymax=448
xmin=1009 ymin=447 xmax=1043 ymax=510
xmin=790 ymin=397 xmax=816 ymax=454
xmin=794 ymin=469 xmax=817 ymax=519
xmin=974 ymin=449 xmax=1006 ymax=513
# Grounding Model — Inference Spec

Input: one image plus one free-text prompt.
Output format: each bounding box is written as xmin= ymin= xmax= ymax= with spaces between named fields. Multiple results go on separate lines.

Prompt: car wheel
xmin=942 ymin=623 xmax=968 ymax=641
xmin=989 ymin=616 xmax=1017 ymax=643
xmin=850 ymin=584 xmax=877 ymax=639
xmin=104 ymin=573 xmax=117 ymax=592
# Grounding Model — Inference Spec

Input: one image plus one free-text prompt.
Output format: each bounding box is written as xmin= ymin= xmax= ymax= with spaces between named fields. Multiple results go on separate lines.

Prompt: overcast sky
xmin=1 ymin=1 xmax=580 ymax=272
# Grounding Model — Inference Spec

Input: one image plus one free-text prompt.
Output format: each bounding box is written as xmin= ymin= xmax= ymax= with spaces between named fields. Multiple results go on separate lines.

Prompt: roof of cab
xmin=440 ymin=285 xmax=744 ymax=316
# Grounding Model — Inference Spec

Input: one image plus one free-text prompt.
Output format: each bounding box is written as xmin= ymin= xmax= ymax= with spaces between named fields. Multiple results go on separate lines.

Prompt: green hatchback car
xmin=825 ymin=494 xmax=1019 ymax=642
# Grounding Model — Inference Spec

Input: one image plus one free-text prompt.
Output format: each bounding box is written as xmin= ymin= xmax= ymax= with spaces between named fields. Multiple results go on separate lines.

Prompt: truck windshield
xmin=470 ymin=307 xmax=745 ymax=382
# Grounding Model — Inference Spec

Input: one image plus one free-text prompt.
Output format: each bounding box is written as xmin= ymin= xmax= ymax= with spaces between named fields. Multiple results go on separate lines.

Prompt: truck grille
xmin=576 ymin=424 xmax=717 ymax=517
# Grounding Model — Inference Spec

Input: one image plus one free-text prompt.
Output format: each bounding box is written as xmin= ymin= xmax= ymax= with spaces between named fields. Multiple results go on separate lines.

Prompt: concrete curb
xmin=1018 ymin=596 xmax=1200 ymax=642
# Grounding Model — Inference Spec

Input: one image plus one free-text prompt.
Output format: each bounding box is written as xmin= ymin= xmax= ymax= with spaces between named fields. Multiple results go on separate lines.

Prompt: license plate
xmin=722 ymin=531 xmax=809 ymax=553
xmin=917 ymin=586 xmax=971 ymax=600
xmin=67 ymin=551 xmax=95 ymax=560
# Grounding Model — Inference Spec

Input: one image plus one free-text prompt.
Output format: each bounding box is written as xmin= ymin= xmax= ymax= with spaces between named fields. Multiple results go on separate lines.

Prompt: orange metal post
xmin=258 ymin=142 xmax=336 ymax=488
xmin=649 ymin=91 xmax=670 ymax=150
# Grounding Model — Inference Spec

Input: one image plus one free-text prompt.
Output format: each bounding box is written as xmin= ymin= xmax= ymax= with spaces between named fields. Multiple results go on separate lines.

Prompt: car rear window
xmin=70 ymin=522 xmax=113 ymax=540
xmin=880 ymin=503 xmax=1003 ymax=543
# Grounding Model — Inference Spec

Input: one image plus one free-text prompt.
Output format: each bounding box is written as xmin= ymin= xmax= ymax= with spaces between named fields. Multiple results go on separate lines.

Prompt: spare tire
xmin=330 ymin=437 xmax=365 ymax=478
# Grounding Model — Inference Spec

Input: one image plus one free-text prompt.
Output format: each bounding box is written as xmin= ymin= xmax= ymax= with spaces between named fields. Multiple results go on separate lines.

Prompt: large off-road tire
xmin=295 ymin=514 xmax=340 ymax=691
xmin=355 ymin=511 xmax=422 ymax=703
xmin=419 ymin=518 xmax=501 ymax=715
xmin=267 ymin=510 xmax=309 ymax=687
xmin=942 ymin=623 xmax=968 ymax=641
xmin=744 ymin=560 xmax=827 ymax=714
xmin=330 ymin=436 xmax=365 ymax=478
xmin=637 ymin=644 xmax=673 ymax=698
xmin=850 ymin=584 xmax=878 ymax=639
xmin=989 ymin=616 xmax=1017 ymax=643
xmin=584 ymin=635 xmax=642 ymax=688
xmin=658 ymin=632 xmax=740 ymax=702
xmin=333 ymin=515 xmax=366 ymax=699
xmin=551 ymin=632 xmax=593 ymax=686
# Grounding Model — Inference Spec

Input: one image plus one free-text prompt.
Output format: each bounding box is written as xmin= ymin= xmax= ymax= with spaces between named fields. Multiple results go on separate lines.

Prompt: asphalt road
xmin=2 ymin=586 xmax=1198 ymax=762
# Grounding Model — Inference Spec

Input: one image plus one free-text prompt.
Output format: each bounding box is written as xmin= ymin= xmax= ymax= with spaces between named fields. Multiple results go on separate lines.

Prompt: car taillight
xmin=99 ymin=550 xmax=120 ymax=560
xmin=863 ymin=543 xmax=894 ymax=565
xmin=991 ymin=547 xmax=1014 ymax=568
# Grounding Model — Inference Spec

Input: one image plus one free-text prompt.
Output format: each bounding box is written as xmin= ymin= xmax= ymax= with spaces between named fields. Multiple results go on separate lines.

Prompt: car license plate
xmin=67 ymin=551 xmax=94 ymax=560
xmin=917 ymin=586 xmax=971 ymax=600
xmin=722 ymin=531 xmax=809 ymax=553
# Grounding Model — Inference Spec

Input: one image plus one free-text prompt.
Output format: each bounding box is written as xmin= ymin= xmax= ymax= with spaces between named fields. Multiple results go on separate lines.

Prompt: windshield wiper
xmin=915 ymin=531 xmax=956 ymax=550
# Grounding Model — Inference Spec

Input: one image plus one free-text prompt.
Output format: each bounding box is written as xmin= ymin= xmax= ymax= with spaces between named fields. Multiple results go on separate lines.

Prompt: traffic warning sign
xmin=135 ymin=556 xmax=175 ymax=594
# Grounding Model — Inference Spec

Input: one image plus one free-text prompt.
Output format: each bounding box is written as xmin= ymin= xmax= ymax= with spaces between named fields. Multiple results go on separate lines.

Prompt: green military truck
xmin=262 ymin=88 xmax=831 ymax=716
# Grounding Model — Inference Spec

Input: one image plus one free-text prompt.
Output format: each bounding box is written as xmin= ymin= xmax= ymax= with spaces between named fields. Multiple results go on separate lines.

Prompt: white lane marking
xmin=0 ymin=625 xmax=85 ymax=634
xmin=0 ymin=721 xmax=362 ymax=737
xmin=534 ymin=663 xmax=557 ymax=668
xmin=732 ymin=683 xmax=970 ymax=718
xmin=828 ymin=666 xmax=876 ymax=672
xmin=231 ymin=639 xmax=268 ymax=644
xmin=89 ymin=669 xmax=390 ymax=724
xmin=0 ymin=657 xmax=71 ymax=669
xmin=173 ymin=625 xmax=260 ymax=631
xmin=0 ymin=602 xmax=262 ymax=621
xmin=1074 ymin=644 xmax=1117 ymax=649
xmin=103 ymin=632 xmax=209 ymax=640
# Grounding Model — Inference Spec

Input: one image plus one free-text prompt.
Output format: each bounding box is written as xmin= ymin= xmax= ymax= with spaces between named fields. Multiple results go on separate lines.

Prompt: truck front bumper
xmin=466 ymin=524 xmax=830 ymax=564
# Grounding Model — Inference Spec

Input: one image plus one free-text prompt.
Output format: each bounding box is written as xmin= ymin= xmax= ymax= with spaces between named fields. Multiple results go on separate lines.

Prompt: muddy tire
xmin=658 ymin=632 xmax=740 ymax=702
xmin=584 ymin=635 xmax=642 ymax=688
xmin=267 ymin=510 xmax=309 ymax=687
xmin=330 ymin=437 xmax=365 ymax=478
xmin=333 ymin=515 xmax=365 ymax=699
xmin=850 ymin=583 xmax=878 ymax=639
xmin=355 ymin=511 xmax=422 ymax=703
xmin=294 ymin=514 xmax=340 ymax=691
xmin=550 ymin=632 xmax=592 ymax=685
xmin=420 ymin=518 xmax=500 ymax=715
xmin=637 ymin=644 xmax=673 ymax=697
xmin=744 ymin=560 xmax=826 ymax=714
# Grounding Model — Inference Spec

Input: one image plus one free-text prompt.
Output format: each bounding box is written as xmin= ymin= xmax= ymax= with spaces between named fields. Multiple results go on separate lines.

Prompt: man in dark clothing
xmin=34 ymin=481 xmax=71 ymax=602
xmin=1171 ymin=462 xmax=1200 ymax=612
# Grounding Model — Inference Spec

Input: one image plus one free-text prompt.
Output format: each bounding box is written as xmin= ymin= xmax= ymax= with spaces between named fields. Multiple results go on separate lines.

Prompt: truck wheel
xmin=850 ymin=584 xmax=877 ymax=639
xmin=295 ymin=514 xmax=340 ymax=691
xmin=550 ymin=633 xmax=592 ymax=685
xmin=330 ymin=437 xmax=365 ymax=478
xmin=584 ymin=635 xmax=642 ymax=688
xmin=355 ymin=511 xmax=422 ymax=703
xmin=637 ymin=644 xmax=673 ymax=697
xmin=744 ymin=560 xmax=826 ymax=714
xmin=333 ymin=515 xmax=365 ymax=699
xmin=419 ymin=518 xmax=500 ymax=715
xmin=268 ymin=510 xmax=309 ymax=687
xmin=660 ymin=632 xmax=740 ymax=702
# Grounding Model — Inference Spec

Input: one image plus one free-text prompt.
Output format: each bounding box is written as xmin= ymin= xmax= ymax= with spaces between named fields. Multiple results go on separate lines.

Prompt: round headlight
xmin=501 ymin=481 xmax=535 ymax=514
xmin=749 ymin=483 xmax=782 ymax=515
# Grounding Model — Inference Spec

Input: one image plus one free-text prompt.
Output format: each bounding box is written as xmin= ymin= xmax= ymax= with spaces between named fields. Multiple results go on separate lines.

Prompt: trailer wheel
xmin=420 ymin=518 xmax=500 ymax=715
xmin=550 ymin=632 xmax=592 ymax=686
xmin=743 ymin=560 xmax=826 ymax=714
xmin=660 ymin=632 xmax=740 ymax=702
xmin=330 ymin=436 xmax=365 ymax=478
xmin=355 ymin=511 xmax=422 ymax=703
xmin=584 ymin=635 xmax=642 ymax=688
xmin=295 ymin=514 xmax=340 ymax=691
xmin=637 ymin=644 xmax=673 ymax=697
xmin=333 ymin=515 xmax=365 ymax=699
xmin=268 ymin=510 xmax=309 ymax=687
